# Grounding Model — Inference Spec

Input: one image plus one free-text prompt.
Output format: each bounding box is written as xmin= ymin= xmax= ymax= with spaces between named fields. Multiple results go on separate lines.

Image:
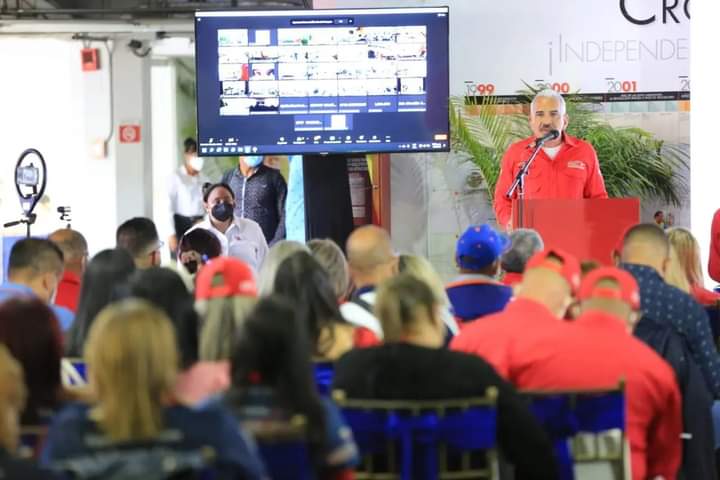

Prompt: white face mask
xmin=188 ymin=156 xmax=205 ymax=172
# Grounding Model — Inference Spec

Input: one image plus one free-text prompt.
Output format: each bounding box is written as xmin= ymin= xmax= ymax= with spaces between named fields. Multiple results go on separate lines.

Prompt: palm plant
xmin=450 ymin=90 xmax=688 ymax=205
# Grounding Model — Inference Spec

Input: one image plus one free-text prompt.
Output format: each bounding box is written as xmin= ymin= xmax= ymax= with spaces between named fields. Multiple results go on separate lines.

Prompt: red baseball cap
xmin=577 ymin=267 xmax=641 ymax=310
xmin=195 ymin=256 xmax=257 ymax=300
xmin=525 ymin=248 xmax=581 ymax=293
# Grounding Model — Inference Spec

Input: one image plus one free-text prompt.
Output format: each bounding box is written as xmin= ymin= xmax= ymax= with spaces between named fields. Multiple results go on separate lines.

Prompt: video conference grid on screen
xmin=195 ymin=8 xmax=449 ymax=156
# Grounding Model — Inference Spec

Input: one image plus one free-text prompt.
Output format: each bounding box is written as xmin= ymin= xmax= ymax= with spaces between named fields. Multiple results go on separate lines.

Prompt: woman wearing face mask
xmin=177 ymin=228 xmax=222 ymax=276
xmin=186 ymin=183 xmax=269 ymax=274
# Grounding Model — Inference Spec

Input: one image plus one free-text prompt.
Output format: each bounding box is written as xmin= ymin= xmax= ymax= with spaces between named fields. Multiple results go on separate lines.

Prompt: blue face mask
xmin=243 ymin=156 xmax=263 ymax=168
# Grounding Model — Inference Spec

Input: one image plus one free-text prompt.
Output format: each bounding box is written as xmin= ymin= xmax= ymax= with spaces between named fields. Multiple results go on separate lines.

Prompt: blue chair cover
xmin=258 ymin=441 xmax=313 ymax=480
xmin=341 ymin=403 xmax=497 ymax=480
xmin=314 ymin=362 xmax=334 ymax=396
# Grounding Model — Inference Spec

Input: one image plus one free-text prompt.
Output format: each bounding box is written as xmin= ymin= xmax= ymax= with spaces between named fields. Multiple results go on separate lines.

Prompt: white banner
xmin=449 ymin=0 xmax=689 ymax=99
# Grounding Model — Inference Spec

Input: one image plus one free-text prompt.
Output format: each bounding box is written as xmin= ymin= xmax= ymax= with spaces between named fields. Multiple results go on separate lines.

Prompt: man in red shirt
xmin=511 ymin=267 xmax=682 ymax=480
xmin=48 ymin=228 xmax=88 ymax=312
xmin=493 ymin=89 xmax=608 ymax=229
xmin=709 ymin=209 xmax=720 ymax=283
xmin=450 ymin=247 xmax=580 ymax=377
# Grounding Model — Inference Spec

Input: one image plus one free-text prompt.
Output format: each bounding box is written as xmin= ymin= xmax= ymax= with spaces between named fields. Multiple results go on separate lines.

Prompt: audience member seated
xmin=222 ymin=296 xmax=359 ymax=478
xmin=48 ymin=228 xmax=88 ymax=313
xmin=333 ymin=274 xmax=557 ymax=479
xmin=0 ymin=298 xmax=65 ymax=426
xmin=620 ymin=224 xmax=720 ymax=398
xmin=451 ymin=248 xmax=580 ymax=377
xmin=0 ymin=238 xmax=73 ymax=331
xmin=340 ymin=225 xmax=398 ymax=339
xmin=187 ymin=182 xmax=268 ymax=273
xmin=65 ymin=248 xmax=135 ymax=357
xmin=398 ymin=254 xmax=459 ymax=337
xmin=512 ymin=267 xmax=682 ymax=480
xmin=0 ymin=345 xmax=60 ymax=479
xmin=177 ymin=227 xmax=222 ymax=276
xmin=446 ymin=224 xmax=513 ymax=325
xmin=668 ymin=227 xmax=720 ymax=305
xmin=122 ymin=267 xmax=206 ymax=404
xmin=275 ymin=251 xmax=377 ymax=357
xmin=664 ymin=244 xmax=691 ymax=294
xmin=709 ymin=209 xmax=720 ymax=284
xmin=257 ymin=240 xmax=309 ymax=296
xmin=116 ymin=217 xmax=163 ymax=269
xmin=193 ymin=257 xmax=258 ymax=402
xmin=40 ymin=299 xmax=267 ymax=479
xmin=307 ymin=238 xmax=351 ymax=303
xmin=500 ymin=228 xmax=544 ymax=287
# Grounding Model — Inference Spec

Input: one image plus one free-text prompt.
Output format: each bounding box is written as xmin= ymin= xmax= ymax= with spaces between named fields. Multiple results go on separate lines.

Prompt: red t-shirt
xmin=54 ymin=270 xmax=81 ymax=313
xmin=493 ymin=134 xmax=608 ymax=227
xmin=500 ymin=272 xmax=523 ymax=287
xmin=709 ymin=209 xmax=720 ymax=283
xmin=511 ymin=311 xmax=682 ymax=480
xmin=691 ymin=283 xmax=720 ymax=306
xmin=450 ymin=297 xmax=562 ymax=378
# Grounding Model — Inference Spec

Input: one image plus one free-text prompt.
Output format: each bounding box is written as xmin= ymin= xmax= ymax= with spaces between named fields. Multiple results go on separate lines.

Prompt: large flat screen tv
xmin=195 ymin=7 xmax=450 ymax=156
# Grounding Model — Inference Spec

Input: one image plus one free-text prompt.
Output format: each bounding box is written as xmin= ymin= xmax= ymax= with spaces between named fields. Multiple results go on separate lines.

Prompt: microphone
xmin=535 ymin=129 xmax=560 ymax=145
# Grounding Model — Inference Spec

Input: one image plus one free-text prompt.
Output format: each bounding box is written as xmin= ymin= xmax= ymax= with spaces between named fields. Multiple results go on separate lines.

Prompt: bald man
xmin=451 ymin=248 xmax=580 ymax=377
xmin=48 ymin=228 xmax=88 ymax=312
xmin=339 ymin=225 xmax=398 ymax=339
xmin=621 ymin=223 xmax=720 ymax=398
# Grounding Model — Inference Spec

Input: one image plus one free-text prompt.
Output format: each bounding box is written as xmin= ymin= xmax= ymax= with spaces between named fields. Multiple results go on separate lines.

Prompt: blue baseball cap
xmin=456 ymin=224 xmax=510 ymax=270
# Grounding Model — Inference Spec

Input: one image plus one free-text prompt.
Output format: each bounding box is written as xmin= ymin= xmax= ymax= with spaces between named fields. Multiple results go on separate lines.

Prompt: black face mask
xmin=183 ymin=260 xmax=199 ymax=275
xmin=211 ymin=202 xmax=234 ymax=222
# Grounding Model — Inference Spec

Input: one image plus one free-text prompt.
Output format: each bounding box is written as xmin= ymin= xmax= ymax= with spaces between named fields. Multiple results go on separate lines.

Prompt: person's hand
xmin=168 ymin=234 xmax=178 ymax=253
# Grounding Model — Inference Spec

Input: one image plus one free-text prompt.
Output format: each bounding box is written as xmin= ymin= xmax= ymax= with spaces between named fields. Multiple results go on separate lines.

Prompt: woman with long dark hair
xmin=273 ymin=251 xmax=376 ymax=359
xmin=65 ymin=248 xmax=135 ymax=356
xmin=224 ymin=295 xmax=357 ymax=479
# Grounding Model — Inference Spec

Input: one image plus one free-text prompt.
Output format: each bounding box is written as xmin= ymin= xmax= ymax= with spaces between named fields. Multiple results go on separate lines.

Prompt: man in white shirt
xmin=168 ymin=138 xmax=209 ymax=253
xmin=186 ymin=182 xmax=268 ymax=275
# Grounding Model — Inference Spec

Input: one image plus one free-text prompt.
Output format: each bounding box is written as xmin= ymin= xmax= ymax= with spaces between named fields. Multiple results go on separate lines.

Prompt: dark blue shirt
xmin=446 ymin=275 xmax=513 ymax=323
xmin=40 ymin=402 xmax=267 ymax=479
xmin=222 ymin=165 xmax=287 ymax=245
xmin=623 ymin=263 xmax=720 ymax=398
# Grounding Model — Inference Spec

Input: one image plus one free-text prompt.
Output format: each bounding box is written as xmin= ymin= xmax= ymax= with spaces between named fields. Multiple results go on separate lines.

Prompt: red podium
xmin=512 ymin=198 xmax=640 ymax=265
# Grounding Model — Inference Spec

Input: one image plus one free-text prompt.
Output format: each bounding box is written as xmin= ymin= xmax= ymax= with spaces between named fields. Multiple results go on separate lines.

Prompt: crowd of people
xmin=0 ymin=209 xmax=719 ymax=479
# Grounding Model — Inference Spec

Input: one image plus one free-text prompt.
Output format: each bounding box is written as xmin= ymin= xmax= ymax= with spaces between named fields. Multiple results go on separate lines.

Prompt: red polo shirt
xmin=511 ymin=311 xmax=682 ymax=480
xmin=493 ymin=134 xmax=608 ymax=227
xmin=709 ymin=209 xmax=720 ymax=283
xmin=450 ymin=297 xmax=562 ymax=378
xmin=54 ymin=270 xmax=81 ymax=313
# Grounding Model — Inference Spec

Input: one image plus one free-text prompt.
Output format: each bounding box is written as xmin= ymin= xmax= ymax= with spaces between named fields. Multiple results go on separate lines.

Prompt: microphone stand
xmin=505 ymin=139 xmax=548 ymax=229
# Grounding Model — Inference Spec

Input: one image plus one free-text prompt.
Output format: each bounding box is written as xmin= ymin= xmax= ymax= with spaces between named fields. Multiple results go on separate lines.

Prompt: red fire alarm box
xmin=81 ymin=48 xmax=100 ymax=71
xmin=119 ymin=125 xmax=141 ymax=143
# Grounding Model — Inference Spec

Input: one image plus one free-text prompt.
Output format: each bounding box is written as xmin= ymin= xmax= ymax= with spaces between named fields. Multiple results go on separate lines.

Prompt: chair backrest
xmin=313 ymin=361 xmax=334 ymax=396
xmin=19 ymin=425 xmax=49 ymax=460
xmin=522 ymin=384 xmax=627 ymax=480
xmin=244 ymin=416 xmax=314 ymax=480
xmin=333 ymin=387 xmax=499 ymax=480
xmin=50 ymin=444 xmax=216 ymax=480
xmin=61 ymin=358 xmax=88 ymax=387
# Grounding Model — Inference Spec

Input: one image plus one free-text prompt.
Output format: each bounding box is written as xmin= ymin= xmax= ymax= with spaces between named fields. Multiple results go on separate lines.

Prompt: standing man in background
xmin=222 ymin=156 xmax=287 ymax=246
xmin=168 ymin=138 xmax=209 ymax=254
xmin=493 ymin=89 xmax=608 ymax=230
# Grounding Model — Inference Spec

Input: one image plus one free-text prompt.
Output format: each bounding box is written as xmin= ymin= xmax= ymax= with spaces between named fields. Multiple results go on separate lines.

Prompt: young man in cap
xmin=511 ymin=267 xmax=682 ymax=480
xmin=451 ymin=247 xmax=580 ymax=377
xmin=446 ymin=224 xmax=513 ymax=325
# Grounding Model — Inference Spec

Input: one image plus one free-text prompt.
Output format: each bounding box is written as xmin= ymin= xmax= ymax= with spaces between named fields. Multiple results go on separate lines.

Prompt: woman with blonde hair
xmin=668 ymin=227 xmax=720 ymax=305
xmin=398 ymin=254 xmax=459 ymax=337
xmin=40 ymin=299 xmax=266 ymax=479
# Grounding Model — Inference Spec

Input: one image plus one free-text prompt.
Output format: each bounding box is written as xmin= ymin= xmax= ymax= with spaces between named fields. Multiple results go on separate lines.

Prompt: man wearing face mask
xmin=186 ymin=183 xmax=268 ymax=274
xmin=168 ymin=138 xmax=209 ymax=254
xmin=221 ymin=156 xmax=287 ymax=246
xmin=493 ymin=89 xmax=608 ymax=230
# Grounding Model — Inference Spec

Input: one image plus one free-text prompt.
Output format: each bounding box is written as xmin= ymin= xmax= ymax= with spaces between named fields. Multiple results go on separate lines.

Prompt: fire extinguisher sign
xmin=119 ymin=125 xmax=141 ymax=143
